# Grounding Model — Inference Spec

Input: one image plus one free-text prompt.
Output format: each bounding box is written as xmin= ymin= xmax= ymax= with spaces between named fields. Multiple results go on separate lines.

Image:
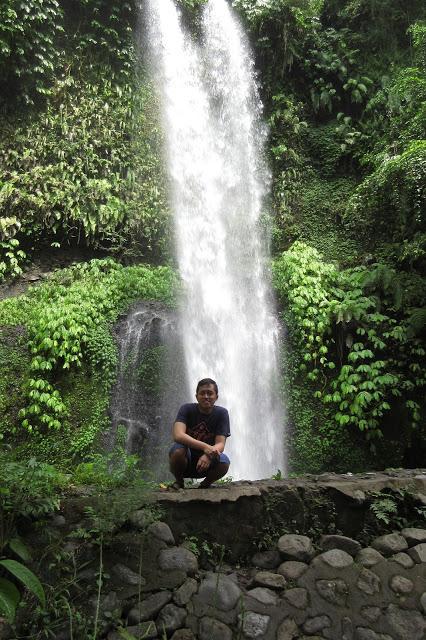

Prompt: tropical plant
xmin=0 ymin=455 xmax=64 ymax=622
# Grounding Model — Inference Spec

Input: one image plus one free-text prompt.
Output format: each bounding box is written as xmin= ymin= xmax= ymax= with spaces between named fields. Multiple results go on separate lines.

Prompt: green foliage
xmin=177 ymin=0 xmax=207 ymax=9
xmin=345 ymin=141 xmax=426 ymax=260
xmin=0 ymin=455 xmax=64 ymax=622
xmin=0 ymin=327 xmax=31 ymax=440
xmin=233 ymin=0 xmax=319 ymax=96
xmin=0 ymin=237 xmax=27 ymax=282
xmin=72 ymin=443 xmax=139 ymax=490
xmin=0 ymin=0 xmax=64 ymax=107
xmin=0 ymin=75 xmax=169 ymax=259
xmin=365 ymin=488 xmax=426 ymax=536
xmin=273 ymin=242 xmax=426 ymax=449
xmin=0 ymin=455 xmax=64 ymax=523
xmin=137 ymin=346 xmax=167 ymax=399
xmin=0 ymin=260 xmax=176 ymax=459
xmin=304 ymin=26 xmax=372 ymax=113
xmin=369 ymin=493 xmax=399 ymax=525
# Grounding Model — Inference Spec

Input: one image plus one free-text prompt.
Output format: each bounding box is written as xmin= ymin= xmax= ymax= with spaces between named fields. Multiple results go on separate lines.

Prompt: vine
xmin=273 ymin=242 xmax=425 ymax=443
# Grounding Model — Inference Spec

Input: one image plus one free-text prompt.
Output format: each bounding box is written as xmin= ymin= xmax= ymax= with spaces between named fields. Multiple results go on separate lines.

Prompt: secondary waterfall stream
xmin=144 ymin=0 xmax=286 ymax=480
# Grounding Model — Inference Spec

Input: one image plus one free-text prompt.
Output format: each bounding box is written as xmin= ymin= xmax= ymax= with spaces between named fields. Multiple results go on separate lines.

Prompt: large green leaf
xmin=0 ymin=560 xmax=45 ymax=608
xmin=0 ymin=576 xmax=20 ymax=623
xmin=8 ymin=538 xmax=32 ymax=562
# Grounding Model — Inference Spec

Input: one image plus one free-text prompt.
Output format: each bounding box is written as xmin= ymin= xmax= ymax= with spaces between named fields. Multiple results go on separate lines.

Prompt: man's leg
xmin=199 ymin=462 xmax=230 ymax=488
xmin=169 ymin=446 xmax=189 ymax=488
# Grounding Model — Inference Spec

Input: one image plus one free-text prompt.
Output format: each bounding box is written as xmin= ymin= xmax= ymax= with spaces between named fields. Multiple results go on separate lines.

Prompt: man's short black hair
xmin=196 ymin=378 xmax=218 ymax=395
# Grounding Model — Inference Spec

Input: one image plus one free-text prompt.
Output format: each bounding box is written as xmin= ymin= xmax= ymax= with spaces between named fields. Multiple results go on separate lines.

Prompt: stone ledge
xmin=148 ymin=469 xmax=426 ymax=556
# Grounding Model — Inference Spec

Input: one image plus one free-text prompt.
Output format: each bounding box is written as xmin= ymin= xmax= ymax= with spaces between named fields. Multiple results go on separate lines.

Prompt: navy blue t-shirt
xmin=175 ymin=403 xmax=230 ymax=447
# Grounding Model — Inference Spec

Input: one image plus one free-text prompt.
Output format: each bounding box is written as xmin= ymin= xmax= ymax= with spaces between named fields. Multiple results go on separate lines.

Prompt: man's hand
xmin=196 ymin=453 xmax=212 ymax=473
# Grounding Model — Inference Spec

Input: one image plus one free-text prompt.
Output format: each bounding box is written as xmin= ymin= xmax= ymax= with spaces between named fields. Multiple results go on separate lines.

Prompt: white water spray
xmin=145 ymin=0 xmax=286 ymax=480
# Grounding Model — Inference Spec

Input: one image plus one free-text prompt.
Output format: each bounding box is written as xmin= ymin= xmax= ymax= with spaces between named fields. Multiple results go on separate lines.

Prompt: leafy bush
xmin=273 ymin=242 xmax=426 ymax=448
xmin=0 ymin=260 xmax=177 ymax=452
xmin=0 ymin=0 xmax=64 ymax=107
xmin=0 ymin=75 xmax=169 ymax=263
xmin=345 ymin=141 xmax=426 ymax=257
xmin=0 ymin=455 xmax=65 ymax=622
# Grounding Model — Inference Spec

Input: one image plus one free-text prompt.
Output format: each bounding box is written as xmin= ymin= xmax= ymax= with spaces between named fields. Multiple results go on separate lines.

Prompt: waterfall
xmin=144 ymin=0 xmax=286 ymax=480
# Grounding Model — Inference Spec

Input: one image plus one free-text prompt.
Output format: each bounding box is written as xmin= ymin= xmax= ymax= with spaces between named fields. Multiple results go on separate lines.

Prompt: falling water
xmin=109 ymin=302 xmax=187 ymax=478
xmin=144 ymin=0 xmax=286 ymax=480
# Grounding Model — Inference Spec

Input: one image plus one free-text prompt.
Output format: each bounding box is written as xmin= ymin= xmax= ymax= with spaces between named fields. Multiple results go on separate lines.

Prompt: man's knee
xmin=215 ymin=462 xmax=230 ymax=478
xmin=169 ymin=447 xmax=188 ymax=468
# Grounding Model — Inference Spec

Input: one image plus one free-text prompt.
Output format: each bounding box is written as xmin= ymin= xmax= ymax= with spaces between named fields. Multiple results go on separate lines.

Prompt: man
xmin=168 ymin=378 xmax=230 ymax=489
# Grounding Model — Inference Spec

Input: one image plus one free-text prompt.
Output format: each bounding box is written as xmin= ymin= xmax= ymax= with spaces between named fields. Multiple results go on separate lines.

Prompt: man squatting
xmin=168 ymin=378 xmax=230 ymax=489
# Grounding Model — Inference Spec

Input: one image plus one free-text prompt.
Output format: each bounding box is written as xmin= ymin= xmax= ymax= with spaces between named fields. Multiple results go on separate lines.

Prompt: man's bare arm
xmin=172 ymin=421 xmax=216 ymax=456
xmin=213 ymin=435 xmax=226 ymax=454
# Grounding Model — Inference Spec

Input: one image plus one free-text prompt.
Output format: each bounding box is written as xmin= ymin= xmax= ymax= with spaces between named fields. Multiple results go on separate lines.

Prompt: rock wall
xmin=2 ymin=470 xmax=425 ymax=639
xmin=64 ymin=522 xmax=426 ymax=639
xmin=151 ymin=470 xmax=426 ymax=558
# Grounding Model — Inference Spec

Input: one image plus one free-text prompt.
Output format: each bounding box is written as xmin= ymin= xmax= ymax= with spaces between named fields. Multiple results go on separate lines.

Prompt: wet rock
xmin=246 ymin=587 xmax=279 ymax=606
xmin=129 ymin=509 xmax=156 ymax=530
xmin=251 ymin=548 xmax=281 ymax=569
xmin=407 ymin=542 xmax=426 ymax=563
xmin=247 ymin=587 xmax=279 ymax=606
xmin=389 ymin=574 xmax=413 ymax=594
xmin=320 ymin=534 xmax=361 ymax=556
xmin=51 ymin=631 xmax=71 ymax=640
xmin=356 ymin=547 xmax=384 ymax=567
xmin=357 ymin=568 xmax=381 ymax=595
xmin=174 ymin=578 xmax=198 ymax=606
xmin=89 ymin=591 xmax=121 ymax=618
xmin=170 ymin=630 xmax=196 ymax=640
xmin=197 ymin=573 xmax=241 ymax=611
xmin=371 ymin=533 xmax=408 ymax=556
xmin=253 ymin=571 xmax=286 ymax=589
xmin=283 ymin=587 xmax=309 ymax=609
xmin=157 ymin=604 xmax=186 ymax=634
xmin=316 ymin=578 xmax=348 ymax=605
xmin=385 ymin=603 xmax=426 ymax=640
xmin=277 ymin=560 xmax=308 ymax=580
xmin=391 ymin=552 xmax=414 ymax=568
xmin=303 ymin=615 xmax=331 ymax=634
xmin=400 ymin=527 xmax=426 ymax=545
xmin=313 ymin=549 xmax=353 ymax=569
xmin=360 ymin=606 xmax=381 ymax=623
xmin=51 ymin=514 xmax=66 ymax=527
xmin=277 ymin=618 xmax=298 ymax=640
xmin=342 ymin=616 xmax=353 ymax=640
xmin=147 ymin=521 xmax=175 ymax=545
xmin=158 ymin=547 xmax=198 ymax=574
xmin=199 ymin=616 xmax=232 ymax=640
xmin=277 ymin=534 xmax=315 ymax=562
xmin=355 ymin=629 xmax=392 ymax=640
xmin=108 ymin=622 xmax=157 ymax=639
xmin=238 ymin=611 xmax=270 ymax=638
xmin=112 ymin=563 xmax=145 ymax=586
xmin=128 ymin=591 xmax=172 ymax=624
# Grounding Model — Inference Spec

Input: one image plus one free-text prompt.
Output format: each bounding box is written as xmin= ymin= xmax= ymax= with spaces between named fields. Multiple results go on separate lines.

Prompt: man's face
xmin=196 ymin=383 xmax=218 ymax=413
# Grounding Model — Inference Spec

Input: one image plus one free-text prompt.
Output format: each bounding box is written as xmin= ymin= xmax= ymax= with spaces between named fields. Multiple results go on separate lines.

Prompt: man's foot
xmin=160 ymin=481 xmax=184 ymax=491
xmin=198 ymin=480 xmax=212 ymax=488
